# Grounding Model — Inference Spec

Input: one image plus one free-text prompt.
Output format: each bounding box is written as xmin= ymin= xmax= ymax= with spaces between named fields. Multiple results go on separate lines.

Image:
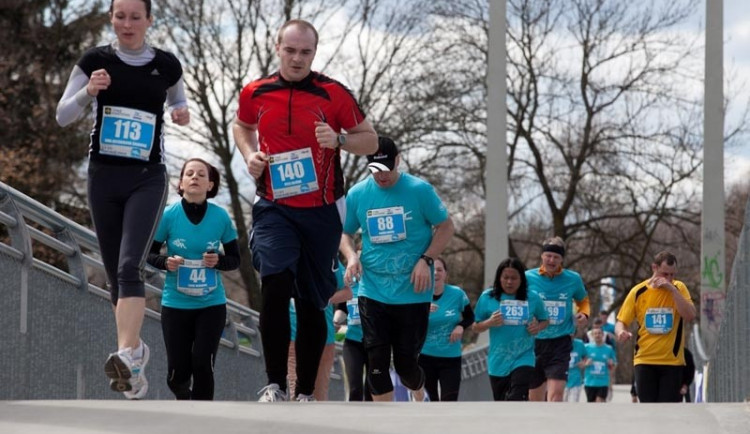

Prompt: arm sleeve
xmin=215 ymin=239 xmax=241 ymax=271
xmin=146 ymin=240 xmax=168 ymax=270
xmin=458 ymin=303 xmax=475 ymax=329
xmin=166 ymin=79 xmax=188 ymax=110
xmin=56 ymin=65 xmax=95 ymax=126
xmin=683 ymin=350 xmax=695 ymax=385
xmin=574 ymin=297 xmax=591 ymax=317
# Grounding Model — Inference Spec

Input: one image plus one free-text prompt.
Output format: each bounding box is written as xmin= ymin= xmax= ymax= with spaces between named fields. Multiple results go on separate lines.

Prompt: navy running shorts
xmin=250 ymin=197 xmax=342 ymax=310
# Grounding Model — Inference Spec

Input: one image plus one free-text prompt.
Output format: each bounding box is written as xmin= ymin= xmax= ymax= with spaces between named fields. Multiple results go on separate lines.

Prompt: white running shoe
xmin=104 ymin=341 xmax=150 ymax=399
xmin=295 ymin=393 xmax=316 ymax=402
xmin=257 ymin=383 xmax=288 ymax=402
xmin=123 ymin=342 xmax=150 ymax=400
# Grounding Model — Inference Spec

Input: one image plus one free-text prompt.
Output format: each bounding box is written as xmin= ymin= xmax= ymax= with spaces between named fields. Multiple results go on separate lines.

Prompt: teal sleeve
xmin=221 ymin=210 xmax=238 ymax=243
xmin=475 ymin=295 xmax=489 ymax=322
xmin=420 ymin=183 xmax=449 ymax=226
xmin=343 ymin=192 xmax=360 ymax=235
xmin=153 ymin=206 xmax=171 ymax=243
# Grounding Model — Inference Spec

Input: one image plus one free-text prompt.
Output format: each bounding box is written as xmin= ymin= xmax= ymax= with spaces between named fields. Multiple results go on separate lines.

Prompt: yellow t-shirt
xmin=617 ymin=279 xmax=693 ymax=366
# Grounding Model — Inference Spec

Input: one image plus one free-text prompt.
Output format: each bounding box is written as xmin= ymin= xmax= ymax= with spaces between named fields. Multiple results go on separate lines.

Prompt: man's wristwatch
xmin=336 ymin=134 xmax=347 ymax=148
xmin=419 ymin=254 xmax=434 ymax=266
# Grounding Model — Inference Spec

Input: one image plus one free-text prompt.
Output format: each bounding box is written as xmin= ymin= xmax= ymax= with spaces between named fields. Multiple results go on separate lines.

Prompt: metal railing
xmin=701 ymin=196 xmax=750 ymax=402
xmin=0 ymin=181 xmax=262 ymax=357
xmin=0 ymin=179 xmax=490 ymax=400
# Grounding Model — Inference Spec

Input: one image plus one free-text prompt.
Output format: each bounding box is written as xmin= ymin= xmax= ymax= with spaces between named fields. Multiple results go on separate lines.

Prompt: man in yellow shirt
xmin=615 ymin=251 xmax=696 ymax=402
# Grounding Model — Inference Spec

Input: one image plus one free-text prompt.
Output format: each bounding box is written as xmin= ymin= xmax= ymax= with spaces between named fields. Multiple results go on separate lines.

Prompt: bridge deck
xmin=1 ymin=394 xmax=747 ymax=434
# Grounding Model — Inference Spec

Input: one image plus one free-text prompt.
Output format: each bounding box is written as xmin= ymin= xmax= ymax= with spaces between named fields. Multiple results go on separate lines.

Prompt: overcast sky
xmin=718 ymin=0 xmax=750 ymax=185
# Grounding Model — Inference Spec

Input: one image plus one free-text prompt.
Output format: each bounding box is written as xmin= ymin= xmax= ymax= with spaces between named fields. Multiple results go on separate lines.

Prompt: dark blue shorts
xmin=250 ymin=198 xmax=342 ymax=309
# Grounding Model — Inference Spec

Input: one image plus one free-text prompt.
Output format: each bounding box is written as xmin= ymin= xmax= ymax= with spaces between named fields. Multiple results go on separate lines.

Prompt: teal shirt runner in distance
xmin=421 ymin=285 xmax=470 ymax=358
xmin=345 ymin=281 xmax=363 ymax=343
xmin=583 ymin=343 xmax=617 ymax=387
xmin=474 ymin=288 xmax=548 ymax=377
xmin=525 ymin=268 xmax=588 ymax=339
xmin=566 ymin=338 xmax=587 ymax=388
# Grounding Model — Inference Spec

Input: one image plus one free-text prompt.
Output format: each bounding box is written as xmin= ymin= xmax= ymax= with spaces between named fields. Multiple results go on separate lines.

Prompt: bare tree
xmin=149 ymin=0 xmax=750 ymax=319
xmin=419 ymin=0 xmax=750 ymax=312
xmin=153 ymin=0 xmax=447 ymax=306
xmin=1 ymin=0 xmax=107 ymax=213
xmin=151 ymin=0 xmax=360 ymax=308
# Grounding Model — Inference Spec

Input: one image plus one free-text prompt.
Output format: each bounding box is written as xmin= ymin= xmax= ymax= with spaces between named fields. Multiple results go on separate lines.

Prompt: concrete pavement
xmin=1 ymin=394 xmax=748 ymax=434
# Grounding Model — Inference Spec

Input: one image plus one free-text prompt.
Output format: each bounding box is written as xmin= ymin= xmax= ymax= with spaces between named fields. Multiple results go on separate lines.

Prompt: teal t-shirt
xmin=343 ymin=173 xmax=449 ymax=305
xmin=421 ymin=285 xmax=470 ymax=358
xmin=291 ymin=261 xmax=346 ymax=344
xmin=525 ymin=268 xmax=588 ymax=339
xmin=566 ymin=338 xmax=587 ymax=388
xmin=154 ymin=201 xmax=238 ymax=309
xmin=583 ymin=343 xmax=617 ymax=387
xmin=475 ymin=288 xmax=549 ymax=377
xmin=345 ymin=281 xmax=363 ymax=343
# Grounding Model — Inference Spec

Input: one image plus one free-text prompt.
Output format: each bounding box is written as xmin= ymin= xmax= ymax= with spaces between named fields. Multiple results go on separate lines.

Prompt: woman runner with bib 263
xmin=474 ymin=258 xmax=549 ymax=401
xmin=56 ymin=0 xmax=190 ymax=399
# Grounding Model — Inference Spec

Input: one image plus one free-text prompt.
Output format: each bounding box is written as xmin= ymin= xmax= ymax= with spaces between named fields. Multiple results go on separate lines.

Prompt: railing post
xmin=0 ymin=186 xmax=33 ymax=334
xmin=54 ymin=226 xmax=87 ymax=292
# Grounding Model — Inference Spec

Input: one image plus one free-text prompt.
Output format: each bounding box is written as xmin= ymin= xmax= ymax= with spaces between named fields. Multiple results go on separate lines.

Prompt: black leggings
xmin=418 ymin=354 xmax=462 ymax=401
xmin=161 ymin=304 xmax=226 ymax=400
xmin=343 ymin=339 xmax=372 ymax=401
xmin=259 ymin=270 xmax=326 ymax=396
xmin=634 ymin=364 xmax=683 ymax=403
xmin=489 ymin=366 xmax=534 ymax=401
xmin=87 ymin=161 xmax=167 ymax=305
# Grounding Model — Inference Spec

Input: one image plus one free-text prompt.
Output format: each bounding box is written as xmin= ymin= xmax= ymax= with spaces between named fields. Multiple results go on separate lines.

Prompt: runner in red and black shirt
xmin=233 ymin=19 xmax=377 ymax=402
xmin=236 ymin=72 xmax=368 ymax=207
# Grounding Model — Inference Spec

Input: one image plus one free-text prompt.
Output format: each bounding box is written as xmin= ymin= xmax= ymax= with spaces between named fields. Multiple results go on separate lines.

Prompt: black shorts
xmin=530 ymin=335 xmax=572 ymax=389
xmin=585 ymin=386 xmax=609 ymax=402
xmin=359 ymin=296 xmax=430 ymax=356
xmin=250 ymin=198 xmax=342 ymax=309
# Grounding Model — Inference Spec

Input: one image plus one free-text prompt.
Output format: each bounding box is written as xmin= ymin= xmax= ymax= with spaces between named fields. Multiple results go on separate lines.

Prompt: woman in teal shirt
xmin=474 ymin=258 xmax=549 ymax=401
xmin=418 ymin=258 xmax=474 ymax=401
xmin=147 ymin=158 xmax=239 ymax=400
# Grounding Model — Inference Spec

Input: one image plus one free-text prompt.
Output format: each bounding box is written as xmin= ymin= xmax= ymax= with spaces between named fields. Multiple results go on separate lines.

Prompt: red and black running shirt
xmin=236 ymin=71 xmax=367 ymax=208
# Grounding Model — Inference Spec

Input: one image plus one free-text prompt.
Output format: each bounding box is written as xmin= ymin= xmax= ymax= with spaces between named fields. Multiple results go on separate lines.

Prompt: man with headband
xmin=526 ymin=236 xmax=590 ymax=401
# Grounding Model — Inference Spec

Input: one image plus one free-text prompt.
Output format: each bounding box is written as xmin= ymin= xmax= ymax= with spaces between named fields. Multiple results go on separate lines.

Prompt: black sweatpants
xmin=343 ymin=338 xmax=372 ymax=401
xmin=418 ymin=353 xmax=462 ymax=401
xmin=161 ymin=304 xmax=227 ymax=400
xmin=259 ymin=270 xmax=326 ymax=396
xmin=87 ymin=161 xmax=167 ymax=305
